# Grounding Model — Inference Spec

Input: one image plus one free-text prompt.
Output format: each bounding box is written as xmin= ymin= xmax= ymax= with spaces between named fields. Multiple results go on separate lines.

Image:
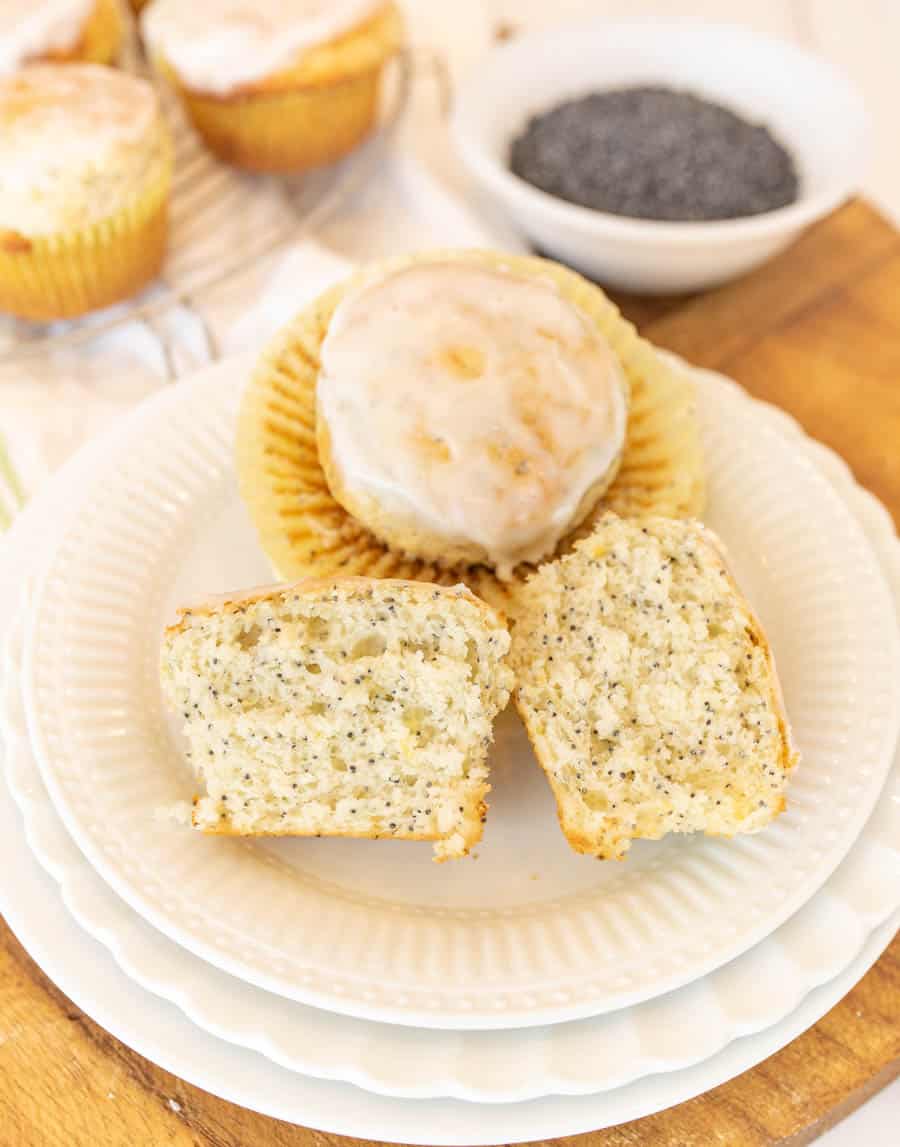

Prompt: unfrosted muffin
xmin=236 ymin=250 xmax=705 ymax=608
xmin=0 ymin=0 xmax=122 ymax=71
xmin=0 ymin=64 xmax=172 ymax=320
xmin=141 ymin=0 xmax=403 ymax=172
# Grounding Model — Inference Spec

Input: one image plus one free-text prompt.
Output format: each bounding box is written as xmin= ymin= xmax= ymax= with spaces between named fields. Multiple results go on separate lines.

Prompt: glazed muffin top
xmin=0 ymin=64 xmax=168 ymax=236
xmin=316 ymin=259 xmax=629 ymax=577
xmin=142 ymin=0 xmax=390 ymax=95
xmin=0 ymin=0 xmax=93 ymax=73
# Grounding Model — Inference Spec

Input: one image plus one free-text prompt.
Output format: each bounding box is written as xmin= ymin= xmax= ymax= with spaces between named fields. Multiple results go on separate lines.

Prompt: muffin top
xmin=142 ymin=0 xmax=385 ymax=95
xmin=0 ymin=0 xmax=93 ymax=73
xmin=0 ymin=64 xmax=167 ymax=236
xmin=316 ymin=260 xmax=629 ymax=576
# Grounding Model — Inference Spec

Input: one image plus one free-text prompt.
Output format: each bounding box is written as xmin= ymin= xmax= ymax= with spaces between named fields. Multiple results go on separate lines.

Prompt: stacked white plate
xmin=1 ymin=347 xmax=899 ymax=1144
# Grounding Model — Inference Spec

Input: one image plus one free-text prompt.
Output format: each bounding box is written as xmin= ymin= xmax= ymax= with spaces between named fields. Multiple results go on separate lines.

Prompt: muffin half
xmin=161 ymin=577 xmax=514 ymax=861
xmin=510 ymin=515 xmax=797 ymax=859
xmin=0 ymin=64 xmax=172 ymax=320
xmin=237 ymin=251 xmax=705 ymax=608
xmin=142 ymin=0 xmax=403 ymax=171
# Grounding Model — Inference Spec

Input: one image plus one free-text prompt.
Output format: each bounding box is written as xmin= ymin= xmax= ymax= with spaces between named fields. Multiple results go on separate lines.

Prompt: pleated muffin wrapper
xmin=236 ymin=251 xmax=706 ymax=612
xmin=65 ymin=0 xmax=123 ymax=67
xmin=0 ymin=139 xmax=173 ymax=322
xmin=29 ymin=0 xmax=123 ymax=68
xmin=151 ymin=4 xmax=403 ymax=173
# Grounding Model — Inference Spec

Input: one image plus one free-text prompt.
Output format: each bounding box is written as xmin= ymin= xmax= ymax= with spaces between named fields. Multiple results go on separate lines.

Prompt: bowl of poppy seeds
xmin=510 ymin=86 xmax=800 ymax=223
xmin=452 ymin=24 xmax=867 ymax=292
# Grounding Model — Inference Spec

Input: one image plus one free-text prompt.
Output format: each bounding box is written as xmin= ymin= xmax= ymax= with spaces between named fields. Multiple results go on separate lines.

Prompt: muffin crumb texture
xmin=161 ymin=579 xmax=513 ymax=861
xmin=512 ymin=516 xmax=796 ymax=860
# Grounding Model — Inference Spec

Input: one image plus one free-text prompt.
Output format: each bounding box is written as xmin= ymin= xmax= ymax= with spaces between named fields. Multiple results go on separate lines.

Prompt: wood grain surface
xmin=1 ymin=199 xmax=898 ymax=1147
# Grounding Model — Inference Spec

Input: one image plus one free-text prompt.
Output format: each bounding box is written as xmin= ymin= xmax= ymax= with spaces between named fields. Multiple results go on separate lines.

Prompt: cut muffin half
xmin=161 ymin=577 xmax=513 ymax=861
xmin=511 ymin=515 xmax=797 ymax=860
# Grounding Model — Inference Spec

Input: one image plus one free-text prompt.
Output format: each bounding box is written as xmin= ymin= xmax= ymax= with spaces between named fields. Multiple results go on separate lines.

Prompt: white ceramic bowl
xmin=451 ymin=24 xmax=868 ymax=293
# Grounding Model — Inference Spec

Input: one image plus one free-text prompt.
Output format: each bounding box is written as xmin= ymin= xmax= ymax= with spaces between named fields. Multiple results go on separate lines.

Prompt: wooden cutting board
xmin=1 ymin=198 xmax=898 ymax=1147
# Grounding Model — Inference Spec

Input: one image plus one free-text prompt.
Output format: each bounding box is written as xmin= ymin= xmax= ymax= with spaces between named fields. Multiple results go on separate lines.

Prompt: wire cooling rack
xmin=0 ymin=37 xmax=412 ymax=369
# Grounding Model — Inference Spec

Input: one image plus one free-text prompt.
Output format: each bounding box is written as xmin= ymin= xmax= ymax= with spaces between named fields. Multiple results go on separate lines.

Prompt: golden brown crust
xmin=149 ymin=5 xmax=401 ymax=171
xmin=741 ymin=601 xmax=799 ymax=784
xmin=167 ymin=573 xmax=510 ymax=638
xmin=175 ymin=68 xmax=381 ymax=172
xmin=511 ymin=691 xmax=614 ymax=856
xmin=193 ymin=793 xmax=490 ymax=860
xmin=0 ymin=231 xmax=31 ymax=255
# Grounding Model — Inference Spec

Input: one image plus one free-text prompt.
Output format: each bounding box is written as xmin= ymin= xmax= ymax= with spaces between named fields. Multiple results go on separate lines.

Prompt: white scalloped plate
xmin=4 ymin=641 xmax=897 ymax=1142
xmin=20 ymin=358 xmax=900 ymax=1029
xmin=2 ymin=358 xmax=899 ymax=1100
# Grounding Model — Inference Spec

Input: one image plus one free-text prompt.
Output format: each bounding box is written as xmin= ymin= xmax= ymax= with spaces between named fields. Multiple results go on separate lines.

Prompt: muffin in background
xmin=141 ymin=0 xmax=403 ymax=172
xmin=0 ymin=0 xmax=122 ymax=71
xmin=0 ymin=64 xmax=172 ymax=320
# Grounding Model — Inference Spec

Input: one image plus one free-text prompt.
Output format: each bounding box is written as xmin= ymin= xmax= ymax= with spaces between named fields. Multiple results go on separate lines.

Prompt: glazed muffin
xmin=141 ymin=0 xmax=403 ymax=172
xmin=0 ymin=0 xmax=122 ymax=71
xmin=237 ymin=251 xmax=705 ymax=608
xmin=0 ymin=64 xmax=172 ymax=320
xmin=317 ymin=259 xmax=629 ymax=576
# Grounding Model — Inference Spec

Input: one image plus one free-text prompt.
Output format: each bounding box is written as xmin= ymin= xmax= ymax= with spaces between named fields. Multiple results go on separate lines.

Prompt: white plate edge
xmin=17 ymin=356 xmax=900 ymax=1028
xmin=0 ymin=357 xmax=896 ymax=1100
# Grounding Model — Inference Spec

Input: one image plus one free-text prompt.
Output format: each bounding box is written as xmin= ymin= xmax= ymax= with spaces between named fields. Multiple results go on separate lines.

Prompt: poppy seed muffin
xmin=317 ymin=259 xmax=630 ymax=578
xmin=0 ymin=64 xmax=171 ymax=318
xmin=511 ymin=515 xmax=797 ymax=860
xmin=236 ymin=249 xmax=704 ymax=609
xmin=160 ymin=577 xmax=514 ymax=861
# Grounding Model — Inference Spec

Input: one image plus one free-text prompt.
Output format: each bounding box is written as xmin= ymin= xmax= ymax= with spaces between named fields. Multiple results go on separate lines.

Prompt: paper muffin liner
xmin=174 ymin=68 xmax=382 ymax=172
xmin=40 ymin=0 xmax=123 ymax=65
xmin=77 ymin=0 xmax=123 ymax=65
xmin=156 ymin=4 xmax=403 ymax=173
xmin=0 ymin=147 xmax=172 ymax=321
xmin=236 ymin=251 xmax=706 ymax=611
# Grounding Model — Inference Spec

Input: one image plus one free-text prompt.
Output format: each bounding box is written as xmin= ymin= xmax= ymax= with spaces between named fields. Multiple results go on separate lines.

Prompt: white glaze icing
xmin=318 ymin=262 xmax=629 ymax=576
xmin=0 ymin=65 xmax=164 ymax=234
xmin=0 ymin=0 xmax=93 ymax=74
xmin=142 ymin=0 xmax=382 ymax=96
